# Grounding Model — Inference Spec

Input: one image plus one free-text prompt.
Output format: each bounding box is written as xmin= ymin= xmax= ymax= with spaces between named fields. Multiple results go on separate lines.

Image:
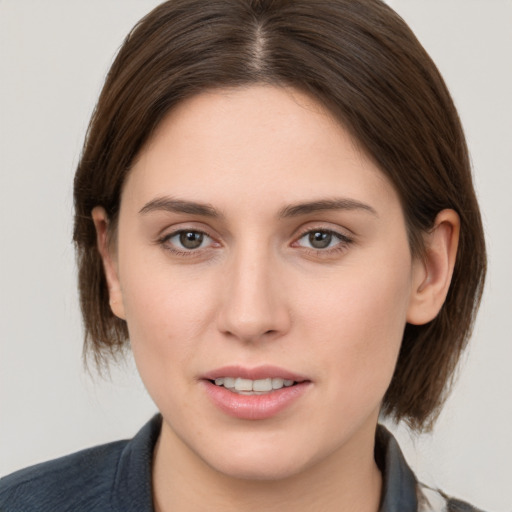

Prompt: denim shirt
xmin=0 ymin=415 xmax=484 ymax=512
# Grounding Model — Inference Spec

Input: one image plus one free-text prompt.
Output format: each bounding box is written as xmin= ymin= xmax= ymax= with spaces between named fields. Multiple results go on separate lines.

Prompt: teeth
xmin=212 ymin=376 xmax=297 ymax=393
xmin=272 ymin=377 xmax=284 ymax=389
xmin=224 ymin=377 xmax=235 ymax=388
xmin=235 ymin=378 xmax=253 ymax=391
xmin=253 ymin=378 xmax=272 ymax=392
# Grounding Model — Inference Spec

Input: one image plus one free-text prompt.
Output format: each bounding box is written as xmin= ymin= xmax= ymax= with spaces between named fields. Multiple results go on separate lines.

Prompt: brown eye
xmin=308 ymin=231 xmax=332 ymax=249
xmin=294 ymin=229 xmax=353 ymax=253
xmin=160 ymin=229 xmax=213 ymax=253
xmin=179 ymin=231 xmax=204 ymax=249
xmin=159 ymin=229 xmax=217 ymax=256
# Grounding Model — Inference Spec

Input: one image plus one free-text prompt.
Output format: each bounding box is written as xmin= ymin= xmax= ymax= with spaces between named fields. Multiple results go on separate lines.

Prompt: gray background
xmin=0 ymin=1 xmax=510 ymax=510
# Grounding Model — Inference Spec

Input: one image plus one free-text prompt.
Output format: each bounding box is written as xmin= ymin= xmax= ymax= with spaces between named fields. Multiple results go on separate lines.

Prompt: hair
xmin=73 ymin=0 xmax=486 ymax=431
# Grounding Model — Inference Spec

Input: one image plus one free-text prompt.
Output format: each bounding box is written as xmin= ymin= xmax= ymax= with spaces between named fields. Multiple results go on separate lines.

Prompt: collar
xmin=110 ymin=416 xmax=420 ymax=512
xmin=111 ymin=414 xmax=162 ymax=511
xmin=376 ymin=425 xmax=419 ymax=512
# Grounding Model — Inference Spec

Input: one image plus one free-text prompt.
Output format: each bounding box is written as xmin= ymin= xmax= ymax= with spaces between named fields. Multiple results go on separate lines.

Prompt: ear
xmin=91 ymin=206 xmax=126 ymax=320
xmin=407 ymin=209 xmax=460 ymax=325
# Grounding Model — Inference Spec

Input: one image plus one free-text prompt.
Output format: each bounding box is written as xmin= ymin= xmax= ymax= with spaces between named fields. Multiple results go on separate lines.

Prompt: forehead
xmin=123 ymin=85 xmax=396 ymax=216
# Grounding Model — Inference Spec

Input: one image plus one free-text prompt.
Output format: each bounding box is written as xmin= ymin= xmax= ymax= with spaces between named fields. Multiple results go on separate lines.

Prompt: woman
xmin=0 ymin=1 xmax=488 ymax=511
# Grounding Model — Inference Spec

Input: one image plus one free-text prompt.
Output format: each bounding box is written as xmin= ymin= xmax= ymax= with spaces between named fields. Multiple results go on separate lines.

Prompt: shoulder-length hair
xmin=73 ymin=0 xmax=486 ymax=431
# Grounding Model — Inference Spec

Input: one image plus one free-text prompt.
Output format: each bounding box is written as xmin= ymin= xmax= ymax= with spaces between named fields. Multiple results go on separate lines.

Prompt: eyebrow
xmin=138 ymin=196 xmax=377 ymax=219
xmin=139 ymin=197 xmax=221 ymax=218
xmin=278 ymin=198 xmax=378 ymax=218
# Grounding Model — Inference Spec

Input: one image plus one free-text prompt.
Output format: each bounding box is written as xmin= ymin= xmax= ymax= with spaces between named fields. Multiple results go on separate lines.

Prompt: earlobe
xmin=91 ymin=206 xmax=126 ymax=320
xmin=406 ymin=209 xmax=460 ymax=325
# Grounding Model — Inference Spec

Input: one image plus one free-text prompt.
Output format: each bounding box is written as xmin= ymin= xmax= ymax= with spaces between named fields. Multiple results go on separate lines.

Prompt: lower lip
xmin=202 ymin=380 xmax=311 ymax=420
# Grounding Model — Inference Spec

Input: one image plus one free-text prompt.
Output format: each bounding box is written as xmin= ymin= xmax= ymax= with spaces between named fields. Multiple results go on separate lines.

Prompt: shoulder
xmin=418 ymin=483 xmax=487 ymax=512
xmin=0 ymin=439 xmax=128 ymax=512
xmin=0 ymin=415 xmax=160 ymax=512
xmin=376 ymin=425 xmax=488 ymax=512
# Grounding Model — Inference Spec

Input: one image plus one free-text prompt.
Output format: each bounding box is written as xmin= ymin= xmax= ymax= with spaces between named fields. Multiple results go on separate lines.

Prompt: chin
xmin=199 ymin=437 xmax=317 ymax=482
xmin=212 ymin=456 xmax=305 ymax=482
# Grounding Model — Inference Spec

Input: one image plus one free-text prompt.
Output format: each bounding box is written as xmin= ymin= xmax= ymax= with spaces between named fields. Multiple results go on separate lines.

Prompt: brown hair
xmin=73 ymin=0 xmax=486 ymax=430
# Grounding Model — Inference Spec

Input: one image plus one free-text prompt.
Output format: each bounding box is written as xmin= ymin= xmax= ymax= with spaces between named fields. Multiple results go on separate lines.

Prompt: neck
xmin=152 ymin=421 xmax=382 ymax=512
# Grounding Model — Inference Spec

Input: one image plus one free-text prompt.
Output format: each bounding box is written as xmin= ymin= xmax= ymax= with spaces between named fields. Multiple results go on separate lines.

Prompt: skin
xmin=93 ymin=85 xmax=459 ymax=512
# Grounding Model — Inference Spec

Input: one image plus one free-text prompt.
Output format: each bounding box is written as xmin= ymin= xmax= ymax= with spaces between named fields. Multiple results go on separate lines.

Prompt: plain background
xmin=0 ymin=1 xmax=510 ymax=510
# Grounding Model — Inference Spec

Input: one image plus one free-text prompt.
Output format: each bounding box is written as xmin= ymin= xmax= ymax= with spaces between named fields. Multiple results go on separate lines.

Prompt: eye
xmin=295 ymin=229 xmax=352 ymax=251
xmin=161 ymin=229 xmax=214 ymax=252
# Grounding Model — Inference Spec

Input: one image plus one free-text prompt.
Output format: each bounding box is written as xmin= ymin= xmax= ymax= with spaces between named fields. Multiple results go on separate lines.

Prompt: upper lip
xmin=202 ymin=365 xmax=309 ymax=382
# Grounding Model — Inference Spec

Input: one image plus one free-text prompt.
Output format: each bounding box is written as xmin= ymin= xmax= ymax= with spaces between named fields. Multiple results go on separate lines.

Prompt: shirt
xmin=0 ymin=415 xmax=484 ymax=511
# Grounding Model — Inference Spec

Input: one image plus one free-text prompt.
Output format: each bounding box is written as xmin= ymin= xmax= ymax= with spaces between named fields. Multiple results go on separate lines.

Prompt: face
xmin=101 ymin=85 xmax=426 ymax=480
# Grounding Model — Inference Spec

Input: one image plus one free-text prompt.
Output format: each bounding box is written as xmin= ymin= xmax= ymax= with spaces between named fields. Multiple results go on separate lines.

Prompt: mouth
xmin=201 ymin=365 xmax=311 ymax=420
xmin=209 ymin=377 xmax=298 ymax=395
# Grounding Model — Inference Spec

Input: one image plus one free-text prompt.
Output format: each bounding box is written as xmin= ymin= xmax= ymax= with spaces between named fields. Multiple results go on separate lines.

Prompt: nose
xmin=216 ymin=247 xmax=291 ymax=343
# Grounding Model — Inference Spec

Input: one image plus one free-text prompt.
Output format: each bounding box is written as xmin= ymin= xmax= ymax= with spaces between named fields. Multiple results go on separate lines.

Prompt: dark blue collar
xmin=376 ymin=425 xmax=419 ymax=511
xmin=111 ymin=414 xmax=161 ymax=511
xmin=110 ymin=416 xmax=419 ymax=512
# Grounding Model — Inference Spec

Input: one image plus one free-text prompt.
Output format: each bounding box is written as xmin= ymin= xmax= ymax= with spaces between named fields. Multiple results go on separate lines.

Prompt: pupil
xmin=309 ymin=231 xmax=331 ymax=249
xmin=180 ymin=231 xmax=203 ymax=249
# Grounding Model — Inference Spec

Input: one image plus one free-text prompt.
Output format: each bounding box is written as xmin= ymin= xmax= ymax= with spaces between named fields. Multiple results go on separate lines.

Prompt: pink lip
xmin=201 ymin=365 xmax=311 ymax=420
xmin=202 ymin=365 xmax=308 ymax=382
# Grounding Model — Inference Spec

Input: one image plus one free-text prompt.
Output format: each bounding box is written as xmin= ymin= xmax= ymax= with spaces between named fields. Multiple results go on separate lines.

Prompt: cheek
xmin=299 ymin=252 xmax=413 ymax=400
xmin=118 ymin=251 xmax=219 ymax=370
xmin=119 ymin=265 xmax=220 ymax=422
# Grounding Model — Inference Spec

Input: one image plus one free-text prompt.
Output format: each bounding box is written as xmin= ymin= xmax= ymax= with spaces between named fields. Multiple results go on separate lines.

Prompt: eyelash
xmin=157 ymin=229 xmax=216 ymax=257
xmin=156 ymin=227 xmax=354 ymax=258
xmin=293 ymin=228 xmax=354 ymax=256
